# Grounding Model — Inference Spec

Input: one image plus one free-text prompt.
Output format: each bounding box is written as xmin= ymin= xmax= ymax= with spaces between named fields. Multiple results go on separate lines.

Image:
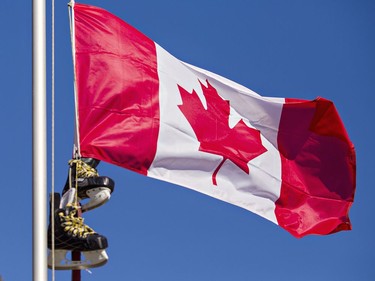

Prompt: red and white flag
xmin=72 ymin=3 xmax=356 ymax=238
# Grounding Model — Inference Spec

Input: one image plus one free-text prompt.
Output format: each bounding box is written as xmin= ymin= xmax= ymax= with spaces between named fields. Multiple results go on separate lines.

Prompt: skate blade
xmin=81 ymin=187 xmax=111 ymax=212
xmin=48 ymin=249 xmax=109 ymax=270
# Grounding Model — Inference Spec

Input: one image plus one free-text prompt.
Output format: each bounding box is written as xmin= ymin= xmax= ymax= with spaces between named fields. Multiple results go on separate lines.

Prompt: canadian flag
xmin=73 ymin=3 xmax=356 ymax=238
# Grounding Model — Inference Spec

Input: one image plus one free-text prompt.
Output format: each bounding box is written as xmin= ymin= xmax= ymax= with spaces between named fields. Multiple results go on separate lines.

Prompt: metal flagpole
xmin=32 ymin=0 xmax=47 ymax=280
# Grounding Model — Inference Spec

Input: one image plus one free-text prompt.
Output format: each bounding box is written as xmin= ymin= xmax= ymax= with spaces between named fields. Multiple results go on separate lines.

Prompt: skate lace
xmin=69 ymin=159 xmax=99 ymax=178
xmin=59 ymin=207 xmax=96 ymax=238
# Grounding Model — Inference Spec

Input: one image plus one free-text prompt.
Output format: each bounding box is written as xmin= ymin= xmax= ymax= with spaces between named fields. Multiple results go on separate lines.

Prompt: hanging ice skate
xmin=62 ymin=158 xmax=115 ymax=212
xmin=48 ymin=193 xmax=109 ymax=270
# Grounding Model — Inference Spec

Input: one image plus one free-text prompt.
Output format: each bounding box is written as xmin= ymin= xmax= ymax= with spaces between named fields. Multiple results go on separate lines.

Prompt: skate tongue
xmin=60 ymin=188 xmax=77 ymax=208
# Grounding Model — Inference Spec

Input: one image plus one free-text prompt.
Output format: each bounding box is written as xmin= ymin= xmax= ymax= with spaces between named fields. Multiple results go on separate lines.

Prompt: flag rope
xmin=50 ymin=0 xmax=56 ymax=278
xmin=68 ymin=0 xmax=81 ymax=159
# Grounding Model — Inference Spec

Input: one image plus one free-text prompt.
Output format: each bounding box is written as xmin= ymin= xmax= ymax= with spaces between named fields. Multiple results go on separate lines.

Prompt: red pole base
xmin=71 ymin=251 xmax=81 ymax=281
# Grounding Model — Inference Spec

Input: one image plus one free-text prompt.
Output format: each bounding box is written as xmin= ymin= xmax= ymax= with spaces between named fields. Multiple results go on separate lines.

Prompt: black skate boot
xmin=62 ymin=158 xmax=115 ymax=212
xmin=48 ymin=193 xmax=109 ymax=270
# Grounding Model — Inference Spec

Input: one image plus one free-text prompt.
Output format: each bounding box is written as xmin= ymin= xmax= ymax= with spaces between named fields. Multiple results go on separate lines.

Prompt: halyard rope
xmin=68 ymin=0 xmax=82 ymax=211
xmin=51 ymin=0 xmax=55 ymax=278
xmin=68 ymin=0 xmax=81 ymax=159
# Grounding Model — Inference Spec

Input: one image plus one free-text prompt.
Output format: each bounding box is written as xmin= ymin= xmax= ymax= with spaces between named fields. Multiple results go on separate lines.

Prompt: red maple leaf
xmin=178 ymin=80 xmax=267 ymax=185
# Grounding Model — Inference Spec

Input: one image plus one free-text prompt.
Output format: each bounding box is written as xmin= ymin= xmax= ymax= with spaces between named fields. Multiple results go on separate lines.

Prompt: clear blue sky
xmin=1 ymin=0 xmax=374 ymax=280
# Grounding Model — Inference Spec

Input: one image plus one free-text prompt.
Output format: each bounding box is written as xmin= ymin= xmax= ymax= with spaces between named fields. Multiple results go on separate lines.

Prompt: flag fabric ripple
xmin=73 ymin=3 xmax=356 ymax=238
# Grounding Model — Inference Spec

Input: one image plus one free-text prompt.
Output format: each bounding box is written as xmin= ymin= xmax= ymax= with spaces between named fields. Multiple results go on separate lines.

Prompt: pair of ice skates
xmin=48 ymin=158 xmax=115 ymax=270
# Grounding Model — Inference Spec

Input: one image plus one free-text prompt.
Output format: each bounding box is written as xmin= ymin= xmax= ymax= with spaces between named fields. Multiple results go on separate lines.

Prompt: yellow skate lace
xmin=69 ymin=159 xmax=99 ymax=178
xmin=59 ymin=206 xmax=96 ymax=238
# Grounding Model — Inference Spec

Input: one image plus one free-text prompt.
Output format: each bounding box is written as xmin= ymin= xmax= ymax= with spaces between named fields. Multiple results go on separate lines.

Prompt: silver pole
xmin=32 ymin=0 xmax=47 ymax=280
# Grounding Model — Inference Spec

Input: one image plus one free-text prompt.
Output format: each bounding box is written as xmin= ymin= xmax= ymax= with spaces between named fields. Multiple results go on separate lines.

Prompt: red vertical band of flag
xmin=276 ymin=98 xmax=356 ymax=237
xmin=74 ymin=4 xmax=160 ymax=174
